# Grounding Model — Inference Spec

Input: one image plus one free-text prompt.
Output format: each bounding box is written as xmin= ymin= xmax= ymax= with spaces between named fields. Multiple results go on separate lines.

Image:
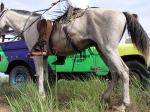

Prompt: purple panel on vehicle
xmin=0 ymin=40 xmax=36 ymax=74
xmin=0 ymin=40 xmax=27 ymax=51
xmin=0 ymin=40 xmax=53 ymax=76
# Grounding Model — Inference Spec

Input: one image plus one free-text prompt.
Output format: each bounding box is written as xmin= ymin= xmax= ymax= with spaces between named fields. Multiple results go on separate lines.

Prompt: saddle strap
xmin=49 ymin=23 xmax=55 ymax=55
xmin=63 ymin=27 xmax=81 ymax=53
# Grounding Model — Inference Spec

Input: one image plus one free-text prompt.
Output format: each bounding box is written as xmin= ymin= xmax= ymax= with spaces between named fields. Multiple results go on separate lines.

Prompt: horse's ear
xmin=0 ymin=2 xmax=4 ymax=12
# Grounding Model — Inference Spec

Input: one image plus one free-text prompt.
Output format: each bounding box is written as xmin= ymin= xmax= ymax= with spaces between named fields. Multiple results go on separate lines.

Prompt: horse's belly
xmin=52 ymin=39 xmax=89 ymax=56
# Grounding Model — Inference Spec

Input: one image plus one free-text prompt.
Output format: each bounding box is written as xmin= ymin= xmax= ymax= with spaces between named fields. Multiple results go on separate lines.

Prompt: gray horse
xmin=0 ymin=3 xmax=150 ymax=112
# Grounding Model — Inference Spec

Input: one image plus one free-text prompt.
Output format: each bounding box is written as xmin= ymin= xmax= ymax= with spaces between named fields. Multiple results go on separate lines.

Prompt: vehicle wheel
xmin=9 ymin=65 xmax=31 ymax=87
xmin=125 ymin=61 xmax=150 ymax=88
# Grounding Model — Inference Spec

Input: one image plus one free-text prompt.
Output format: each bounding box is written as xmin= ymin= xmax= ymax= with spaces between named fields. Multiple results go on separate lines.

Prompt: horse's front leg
xmin=33 ymin=56 xmax=45 ymax=98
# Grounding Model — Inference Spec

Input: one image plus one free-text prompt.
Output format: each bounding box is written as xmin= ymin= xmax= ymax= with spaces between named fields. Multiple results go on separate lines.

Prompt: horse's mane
xmin=11 ymin=9 xmax=40 ymax=16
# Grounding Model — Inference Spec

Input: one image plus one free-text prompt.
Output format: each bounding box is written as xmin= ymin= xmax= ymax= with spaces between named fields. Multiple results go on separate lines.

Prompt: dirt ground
xmin=0 ymin=97 xmax=10 ymax=112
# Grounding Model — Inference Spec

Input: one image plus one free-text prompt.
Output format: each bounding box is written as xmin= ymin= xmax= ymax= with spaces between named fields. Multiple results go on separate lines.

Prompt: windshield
xmin=0 ymin=30 xmax=21 ymax=43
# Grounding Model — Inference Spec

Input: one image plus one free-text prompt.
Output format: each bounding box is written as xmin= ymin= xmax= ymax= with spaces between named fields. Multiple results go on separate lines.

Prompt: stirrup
xmin=28 ymin=51 xmax=48 ymax=57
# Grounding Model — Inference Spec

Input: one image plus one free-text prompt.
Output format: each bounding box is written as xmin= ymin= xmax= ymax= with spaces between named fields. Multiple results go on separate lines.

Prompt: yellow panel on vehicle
xmin=118 ymin=43 xmax=142 ymax=56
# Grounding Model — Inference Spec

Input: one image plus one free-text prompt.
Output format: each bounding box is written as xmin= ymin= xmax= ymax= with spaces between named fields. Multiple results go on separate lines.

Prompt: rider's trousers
xmin=43 ymin=0 xmax=70 ymax=21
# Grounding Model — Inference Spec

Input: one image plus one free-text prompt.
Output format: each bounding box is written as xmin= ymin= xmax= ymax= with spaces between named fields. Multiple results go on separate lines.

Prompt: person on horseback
xmin=31 ymin=0 xmax=89 ymax=64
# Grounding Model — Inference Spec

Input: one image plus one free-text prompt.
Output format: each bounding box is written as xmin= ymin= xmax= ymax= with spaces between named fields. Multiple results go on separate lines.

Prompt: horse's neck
xmin=5 ymin=10 xmax=40 ymax=51
xmin=6 ymin=10 xmax=38 ymax=33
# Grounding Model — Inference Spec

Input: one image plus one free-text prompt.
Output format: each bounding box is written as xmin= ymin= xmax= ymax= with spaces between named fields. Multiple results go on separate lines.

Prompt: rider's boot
xmin=30 ymin=19 xmax=52 ymax=56
xmin=29 ymin=19 xmax=66 ymax=65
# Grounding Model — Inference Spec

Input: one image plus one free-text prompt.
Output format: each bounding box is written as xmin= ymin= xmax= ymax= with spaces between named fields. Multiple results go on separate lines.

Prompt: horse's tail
xmin=123 ymin=12 xmax=150 ymax=67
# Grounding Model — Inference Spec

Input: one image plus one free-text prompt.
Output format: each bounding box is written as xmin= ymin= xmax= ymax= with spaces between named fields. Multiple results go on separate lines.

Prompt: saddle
xmin=57 ymin=6 xmax=86 ymax=24
xmin=49 ymin=7 xmax=86 ymax=54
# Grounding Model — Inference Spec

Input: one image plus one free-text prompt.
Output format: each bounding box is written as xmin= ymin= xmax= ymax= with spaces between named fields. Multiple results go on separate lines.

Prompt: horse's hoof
xmin=101 ymin=94 xmax=110 ymax=104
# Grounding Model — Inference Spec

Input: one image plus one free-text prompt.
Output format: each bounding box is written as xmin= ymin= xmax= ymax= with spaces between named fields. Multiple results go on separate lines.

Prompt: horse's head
xmin=0 ymin=3 xmax=9 ymax=34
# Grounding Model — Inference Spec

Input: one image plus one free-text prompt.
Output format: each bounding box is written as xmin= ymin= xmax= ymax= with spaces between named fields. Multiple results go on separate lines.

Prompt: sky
xmin=0 ymin=0 xmax=150 ymax=76
xmin=1 ymin=0 xmax=150 ymax=36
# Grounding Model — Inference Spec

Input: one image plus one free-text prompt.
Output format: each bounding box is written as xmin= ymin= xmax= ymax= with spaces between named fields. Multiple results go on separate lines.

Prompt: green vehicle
xmin=0 ymin=34 xmax=150 ymax=86
xmin=49 ymin=44 xmax=150 ymax=80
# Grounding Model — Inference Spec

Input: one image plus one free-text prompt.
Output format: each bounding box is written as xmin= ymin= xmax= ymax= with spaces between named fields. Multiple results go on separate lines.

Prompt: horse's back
xmin=87 ymin=8 xmax=125 ymax=20
xmin=83 ymin=8 xmax=126 ymax=46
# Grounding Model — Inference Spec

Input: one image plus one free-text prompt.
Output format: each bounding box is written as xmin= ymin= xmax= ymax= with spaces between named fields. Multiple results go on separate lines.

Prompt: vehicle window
xmin=0 ymin=31 xmax=22 ymax=43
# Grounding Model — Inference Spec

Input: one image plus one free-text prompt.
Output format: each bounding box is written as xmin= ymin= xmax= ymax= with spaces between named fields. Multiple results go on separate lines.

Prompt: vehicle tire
xmin=125 ymin=61 xmax=150 ymax=88
xmin=9 ymin=65 xmax=31 ymax=87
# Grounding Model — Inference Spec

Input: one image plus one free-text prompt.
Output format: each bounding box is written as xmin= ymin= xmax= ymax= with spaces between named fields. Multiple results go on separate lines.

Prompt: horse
xmin=0 ymin=3 xmax=150 ymax=111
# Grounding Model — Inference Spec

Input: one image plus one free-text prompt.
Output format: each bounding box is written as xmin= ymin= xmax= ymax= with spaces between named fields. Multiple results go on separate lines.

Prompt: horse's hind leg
xmin=101 ymin=71 xmax=119 ymax=103
xmin=97 ymin=47 xmax=130 ymax=111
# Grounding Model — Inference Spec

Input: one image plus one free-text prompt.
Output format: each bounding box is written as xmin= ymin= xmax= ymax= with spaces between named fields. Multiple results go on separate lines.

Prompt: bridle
xmin=0 ymin=9 xmax=8 ymax=18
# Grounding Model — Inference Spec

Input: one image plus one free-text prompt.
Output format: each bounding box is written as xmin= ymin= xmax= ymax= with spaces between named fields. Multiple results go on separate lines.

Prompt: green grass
xmin=0 ymin=77 xmax=150 ymax=112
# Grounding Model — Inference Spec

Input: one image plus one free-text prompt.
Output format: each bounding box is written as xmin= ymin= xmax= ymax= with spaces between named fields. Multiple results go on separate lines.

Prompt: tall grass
xmin=0 ymin=78 xmax=150 ymax=112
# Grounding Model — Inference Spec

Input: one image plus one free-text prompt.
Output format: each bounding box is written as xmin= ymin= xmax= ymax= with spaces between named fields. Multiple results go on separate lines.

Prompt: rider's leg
xmin=43 ymin=0 xmax=70 ymax=21
xmin=31 ymin=19 xmax=52 ymax=56
xmin=30 ymin=0 xmax=69 ymax=64
xmin=30 ymin=0 xmax=70 ymax=56
xmin=30 ymin=19 xmax=66 ymax=64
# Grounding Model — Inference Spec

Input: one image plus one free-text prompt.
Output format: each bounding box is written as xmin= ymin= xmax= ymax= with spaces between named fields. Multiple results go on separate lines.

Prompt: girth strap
xmin=63 ymin=27 xmax=82 ymax=53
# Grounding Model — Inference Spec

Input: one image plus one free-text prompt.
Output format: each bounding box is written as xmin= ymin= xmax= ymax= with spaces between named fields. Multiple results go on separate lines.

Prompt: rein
xmin=16 ymin=0 xmax=61 ymax=36
xmin=0 ymin=9 xmax=8 ymax=18
xmin=1 ymin=0 xmax=61 ymax=41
